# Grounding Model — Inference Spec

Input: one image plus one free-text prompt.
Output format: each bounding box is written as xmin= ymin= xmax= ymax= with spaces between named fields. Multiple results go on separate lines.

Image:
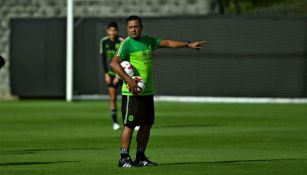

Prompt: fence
xmin=10 ymin=16 xmax=307 ymax=98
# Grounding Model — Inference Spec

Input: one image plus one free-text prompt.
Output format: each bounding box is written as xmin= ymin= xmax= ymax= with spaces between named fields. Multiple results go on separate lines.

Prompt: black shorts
xmin=107 ymin=75 xmax=122 ymax=88
xmin=121 ymin=95 xmax=155 ymax=128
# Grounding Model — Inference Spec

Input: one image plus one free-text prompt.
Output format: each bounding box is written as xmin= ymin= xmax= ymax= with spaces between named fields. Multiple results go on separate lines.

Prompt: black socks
xmin=111 ymin=109 xmax=118 ymax=123
xmin=120 ymin=148 xmax=146 ymax=160
xmin=120 ymin=148 xmax=129 ymax=159
xmin=136 ymin=147 xmax=145 ymax=160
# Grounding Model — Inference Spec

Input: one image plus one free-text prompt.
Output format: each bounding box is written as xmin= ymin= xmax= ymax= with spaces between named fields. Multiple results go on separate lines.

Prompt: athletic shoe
xmin=113 ymin=123 xmax=120 ymax=130
xmin=118 ymin=157 xmax=135 ymax=168
xmin=134 ymin=157 xmax=157 ymax=167
xmin=134 ymin=126 xmax=140 ymax=131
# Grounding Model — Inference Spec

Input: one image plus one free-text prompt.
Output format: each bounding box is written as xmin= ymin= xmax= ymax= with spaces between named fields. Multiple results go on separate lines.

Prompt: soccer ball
xmin=127 ymin=76 xmax=145 ymax=95
xmin=116 ymin=61 xmax=134 ymax=78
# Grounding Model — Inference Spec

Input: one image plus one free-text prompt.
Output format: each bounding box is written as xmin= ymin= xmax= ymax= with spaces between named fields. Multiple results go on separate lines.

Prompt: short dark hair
xmin=107 ymin=21 xmax=118 ymax=29
xmin=0 ymin=55 xmax=5 ymax=69
xmin=126 ymin=15 xmax=143 ymax=27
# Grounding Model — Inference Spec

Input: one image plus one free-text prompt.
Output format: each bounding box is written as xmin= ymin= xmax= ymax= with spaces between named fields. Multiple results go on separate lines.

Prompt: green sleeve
xmin=116 ymin=40 xmax=128 ymax=60
xmin=149 ymin=36 xmax=161 ymax=50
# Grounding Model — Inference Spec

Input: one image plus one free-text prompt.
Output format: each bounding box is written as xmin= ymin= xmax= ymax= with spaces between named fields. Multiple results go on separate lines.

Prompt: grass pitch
xmin=0 ymin=100 xmax=307 ymax=175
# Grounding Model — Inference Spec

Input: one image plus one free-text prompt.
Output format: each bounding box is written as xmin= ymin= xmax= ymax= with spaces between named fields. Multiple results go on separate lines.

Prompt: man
xmin=99 ymin=22 xmax=123 ymax=130
xmin=110 ymin=16 xmax=207 ymax=168
xmin=0 ymin=55 xmax=5 ymax=70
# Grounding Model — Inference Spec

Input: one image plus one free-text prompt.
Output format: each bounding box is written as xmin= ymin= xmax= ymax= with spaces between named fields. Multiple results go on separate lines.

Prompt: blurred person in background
xmin=99 ymin=22 xmax=123 ymax=131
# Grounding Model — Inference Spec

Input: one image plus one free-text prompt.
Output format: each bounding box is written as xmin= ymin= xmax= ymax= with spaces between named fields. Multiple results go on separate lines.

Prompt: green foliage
xmin=220 ymin=0 xmax=307 ymax=14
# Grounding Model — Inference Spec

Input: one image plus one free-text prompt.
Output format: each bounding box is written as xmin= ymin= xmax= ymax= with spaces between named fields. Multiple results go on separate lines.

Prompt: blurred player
xmin=111 ymin=15 xmax=207 ymax=168
xmin=0 ymin=55 xmax=5 ymax=70
xmin=99 ymin=22 xmax=123 ymax=131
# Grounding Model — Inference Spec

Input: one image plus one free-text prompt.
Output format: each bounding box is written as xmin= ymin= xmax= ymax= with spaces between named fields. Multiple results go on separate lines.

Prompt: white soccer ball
xmin=127 ymin=76 xmax=145 ymax=95
xmin=117 ymin=61 xmax=134 ymax=78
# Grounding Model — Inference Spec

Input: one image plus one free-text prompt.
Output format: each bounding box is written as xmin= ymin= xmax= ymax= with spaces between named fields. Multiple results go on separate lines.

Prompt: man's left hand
xmin=188 ymin=41 xmax=207 ymax=49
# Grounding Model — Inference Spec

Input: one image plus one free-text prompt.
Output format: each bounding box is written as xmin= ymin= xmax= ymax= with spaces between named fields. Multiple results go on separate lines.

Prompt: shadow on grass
xmin=0 ymin=161 xmax=80 ymax=166
xmin=0 ymin=148 xmax=106 ymax=155
xmin=155 ymin=124 xmax=220 ymax=128
xmin=159 ymin=158 xmax=306 ymax=166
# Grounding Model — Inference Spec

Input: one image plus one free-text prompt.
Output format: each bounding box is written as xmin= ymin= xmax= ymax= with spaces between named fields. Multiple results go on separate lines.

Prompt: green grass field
xmin=1 ymin=101 xmax=307 ymax=175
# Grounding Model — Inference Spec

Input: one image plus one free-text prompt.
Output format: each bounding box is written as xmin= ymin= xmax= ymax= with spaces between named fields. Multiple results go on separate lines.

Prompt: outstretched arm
xmin=160 ymin=40 xmax=207 ymax=49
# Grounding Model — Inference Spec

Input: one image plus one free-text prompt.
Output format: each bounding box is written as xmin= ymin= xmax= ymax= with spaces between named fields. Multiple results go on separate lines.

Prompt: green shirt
xmin=116 ymin=35 xmax=161 ymax=96
xmin=99 ymin=36 xmax=123 ymax=76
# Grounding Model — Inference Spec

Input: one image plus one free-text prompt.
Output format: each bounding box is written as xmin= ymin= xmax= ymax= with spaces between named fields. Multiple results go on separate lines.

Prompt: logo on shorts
xmin=128 ymin=115 xmax=134 ymax=122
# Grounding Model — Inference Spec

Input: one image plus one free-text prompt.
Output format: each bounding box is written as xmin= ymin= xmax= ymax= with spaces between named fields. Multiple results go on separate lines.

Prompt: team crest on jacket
xmin=128 ymin=115 xmax=134 ymax=122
